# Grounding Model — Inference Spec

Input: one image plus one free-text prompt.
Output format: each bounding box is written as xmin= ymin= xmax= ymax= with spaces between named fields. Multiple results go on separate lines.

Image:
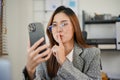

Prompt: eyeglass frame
xmin=48 ymin=20 xmax=70 ymax=32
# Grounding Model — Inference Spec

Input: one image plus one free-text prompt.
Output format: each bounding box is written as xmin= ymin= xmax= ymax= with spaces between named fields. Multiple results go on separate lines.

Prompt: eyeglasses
xmin=48 ymin=21 xmax=69 ymax=32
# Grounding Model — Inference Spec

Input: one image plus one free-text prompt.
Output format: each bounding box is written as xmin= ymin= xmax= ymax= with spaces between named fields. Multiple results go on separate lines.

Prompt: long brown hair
xmin=46 ymin=6 xmax=89 ymax=79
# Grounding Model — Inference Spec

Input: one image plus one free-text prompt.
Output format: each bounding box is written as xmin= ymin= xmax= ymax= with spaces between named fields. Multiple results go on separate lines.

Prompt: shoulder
xmin=85 ymin=47 xmax=100 ymax=54
xmin=82 ymin=47 xmax=101 ymax=60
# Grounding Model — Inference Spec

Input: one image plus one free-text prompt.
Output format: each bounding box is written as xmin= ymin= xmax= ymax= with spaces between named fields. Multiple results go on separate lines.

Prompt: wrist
xmin=26 ymin=66 xmax=34 ymax=80
xmin=60 ymin=57 xmax=66 ymax=66
xmin=23 ymin=67 xmax=33 ymax=80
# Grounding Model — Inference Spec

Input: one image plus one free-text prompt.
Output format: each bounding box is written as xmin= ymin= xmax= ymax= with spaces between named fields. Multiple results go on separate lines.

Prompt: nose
xmin=57 ymin=26 xmax=62 ymax=32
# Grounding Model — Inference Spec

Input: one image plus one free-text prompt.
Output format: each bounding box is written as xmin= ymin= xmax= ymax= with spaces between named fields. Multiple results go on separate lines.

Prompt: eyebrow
xmin=52 ymin=20 xmax=69 ymax=24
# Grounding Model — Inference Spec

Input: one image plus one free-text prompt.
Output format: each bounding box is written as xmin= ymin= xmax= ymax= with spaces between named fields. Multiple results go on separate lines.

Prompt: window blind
xmin=0 ymin=0 xmax=8 ymax=56
xmin=0 ymin=0 xmax=3 ymax=56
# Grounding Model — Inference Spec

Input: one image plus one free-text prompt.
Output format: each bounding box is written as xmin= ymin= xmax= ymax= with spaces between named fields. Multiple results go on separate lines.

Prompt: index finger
xmin=58 ymin=34 xmax=63 ymax=46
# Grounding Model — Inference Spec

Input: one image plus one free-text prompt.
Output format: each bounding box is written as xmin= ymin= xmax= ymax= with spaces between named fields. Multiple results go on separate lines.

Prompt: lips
xmin=55 ymin=33 xmax=63 ymax=43
xmin=59 ymin=35 xmax=63 ymax=39
xmin=60 ymin=35 xmax=62 ymax=37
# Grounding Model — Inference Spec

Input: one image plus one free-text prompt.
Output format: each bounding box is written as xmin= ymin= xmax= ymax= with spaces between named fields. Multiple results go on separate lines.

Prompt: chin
xmin=62 ymin=40 xmax=67 ymax=44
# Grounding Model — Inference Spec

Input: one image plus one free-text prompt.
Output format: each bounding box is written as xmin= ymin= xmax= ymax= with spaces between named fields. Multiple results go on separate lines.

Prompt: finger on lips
xmin=57 ymin=33 xmax=63 ymax=45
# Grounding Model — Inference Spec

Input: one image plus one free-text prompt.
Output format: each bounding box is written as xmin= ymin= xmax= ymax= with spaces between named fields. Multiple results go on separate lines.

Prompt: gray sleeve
xmin=34 ymin=63 xmax=46 ymax=80
xmin=57 ymin=48 xmax=101 ymax=80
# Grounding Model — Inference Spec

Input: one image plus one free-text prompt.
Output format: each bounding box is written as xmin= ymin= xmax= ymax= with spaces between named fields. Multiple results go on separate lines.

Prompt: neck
xmin=63 ymin=41 xmax=74 ymax=55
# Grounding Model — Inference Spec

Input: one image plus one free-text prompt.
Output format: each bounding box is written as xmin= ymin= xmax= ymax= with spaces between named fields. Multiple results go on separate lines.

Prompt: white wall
xmin=79 ymin=0 xmax=120 ymax=16
xmin=6 ymin=0 xmax=33 ymax=80
xmin=5 ymin=0 xmax=120 ymax=80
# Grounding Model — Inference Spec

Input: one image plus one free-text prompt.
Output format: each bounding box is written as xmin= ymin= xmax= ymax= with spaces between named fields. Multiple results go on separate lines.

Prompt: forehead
xmin=53 ymin=12 xmax=70 ymax=22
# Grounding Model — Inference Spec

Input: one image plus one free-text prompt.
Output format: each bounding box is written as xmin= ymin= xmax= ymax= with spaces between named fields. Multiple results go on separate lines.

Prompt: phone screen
xmin=28 ymin=23 xmax=46 ymax=54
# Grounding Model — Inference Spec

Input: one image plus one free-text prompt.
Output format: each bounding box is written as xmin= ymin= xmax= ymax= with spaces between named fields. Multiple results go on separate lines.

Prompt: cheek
xmin=64 ymin=28 xmax=74 ymax=39
xmin=65 ymin=32 xmax=74 ymax=38
xmin=52 ymin=33 xmax=59 ymax=42
xmin=66 ymin=27 xmax=74 ymax=36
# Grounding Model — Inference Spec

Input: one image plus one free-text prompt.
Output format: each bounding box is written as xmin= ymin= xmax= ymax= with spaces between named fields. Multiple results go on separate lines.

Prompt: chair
xmin=82 ymin=30 xmax=87 ymax=41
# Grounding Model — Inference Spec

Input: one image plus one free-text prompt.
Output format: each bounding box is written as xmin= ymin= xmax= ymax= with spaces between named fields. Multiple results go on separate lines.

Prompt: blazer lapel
xmin=73 ymin=43 xmax=85 ymax=72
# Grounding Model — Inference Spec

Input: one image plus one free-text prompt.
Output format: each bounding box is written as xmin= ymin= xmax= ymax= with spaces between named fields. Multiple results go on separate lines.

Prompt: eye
xmin=52 ymin=23 xmax=57 ymax=27
xmin=61 ymin=22 xmax=68 ymax=27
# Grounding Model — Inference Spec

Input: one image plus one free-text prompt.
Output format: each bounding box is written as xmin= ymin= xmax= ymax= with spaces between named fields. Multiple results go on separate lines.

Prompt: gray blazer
xmin=33 ymin=43 xmax=101 ymax=80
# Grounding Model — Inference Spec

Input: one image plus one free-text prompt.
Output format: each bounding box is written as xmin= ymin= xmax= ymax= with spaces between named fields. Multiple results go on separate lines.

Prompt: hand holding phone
xmin=26 ymin=23 xmax=52 ymax=79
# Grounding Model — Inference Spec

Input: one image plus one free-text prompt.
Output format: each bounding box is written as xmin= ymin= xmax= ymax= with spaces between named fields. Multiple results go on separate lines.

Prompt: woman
xmin=23 ymin=6 xmax=101 ymax=80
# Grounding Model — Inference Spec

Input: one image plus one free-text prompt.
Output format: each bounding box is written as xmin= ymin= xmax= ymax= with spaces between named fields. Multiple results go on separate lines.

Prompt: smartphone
xmin=28 ymin=22 xmax=46 ymax=54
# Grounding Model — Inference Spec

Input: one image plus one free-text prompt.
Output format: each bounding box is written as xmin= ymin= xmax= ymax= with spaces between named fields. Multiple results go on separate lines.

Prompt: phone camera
xmin=29 ymin=24 xmax=36 ymax=32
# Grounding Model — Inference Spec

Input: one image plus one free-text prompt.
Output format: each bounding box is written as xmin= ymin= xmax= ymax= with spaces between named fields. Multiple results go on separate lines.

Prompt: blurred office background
xmin=0 ymin=0 xmax=120 ymax=80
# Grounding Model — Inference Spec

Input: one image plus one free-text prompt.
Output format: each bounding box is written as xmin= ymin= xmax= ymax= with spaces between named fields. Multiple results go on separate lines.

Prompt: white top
xmin=66 ymin=49 xmax=73 ymax=62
